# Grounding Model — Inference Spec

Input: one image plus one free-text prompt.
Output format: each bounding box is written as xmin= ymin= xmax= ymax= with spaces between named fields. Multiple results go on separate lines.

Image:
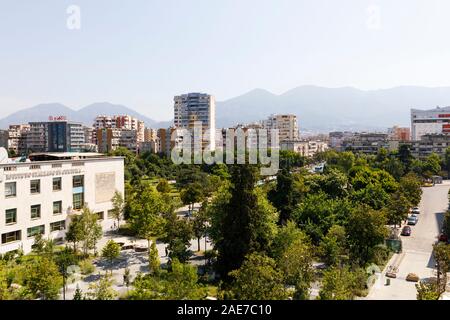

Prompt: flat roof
xmin=29 ymin=152 xmax=104 ymax=158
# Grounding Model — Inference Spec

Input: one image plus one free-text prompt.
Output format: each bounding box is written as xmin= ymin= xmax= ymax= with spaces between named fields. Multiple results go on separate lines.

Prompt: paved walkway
xmin=61 ymin=202 xmax=212 ymax=299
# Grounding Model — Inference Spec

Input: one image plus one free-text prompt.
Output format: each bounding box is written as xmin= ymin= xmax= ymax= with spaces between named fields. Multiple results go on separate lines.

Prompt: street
xmin=367 ymin=181 xmax=450 ymax=300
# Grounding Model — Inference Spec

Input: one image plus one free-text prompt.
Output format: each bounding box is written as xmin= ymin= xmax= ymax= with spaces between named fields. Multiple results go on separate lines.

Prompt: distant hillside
xmin=216 ymin=86 xmax=450 ymax=132
xmin=0 ymin=102 xmax=169 ymax=129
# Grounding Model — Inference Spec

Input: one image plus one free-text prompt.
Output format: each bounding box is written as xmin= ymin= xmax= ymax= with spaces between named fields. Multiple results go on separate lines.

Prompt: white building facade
xmin=411 ymin=106 xmax=450 ymax=140
xmin=0 ymin=154 xmax=124 ymax=254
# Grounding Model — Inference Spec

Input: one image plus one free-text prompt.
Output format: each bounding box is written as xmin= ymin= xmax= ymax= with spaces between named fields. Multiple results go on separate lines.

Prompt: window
xmin=50 ymin=220 xmax=66 ymax=232
xmin=73 ymin=175 xmax=84 ymax=188
xmin=53 ymin=177 xmax=62 ymax=191
xmin=96 ymin=211 xmax=104 ymax=221
xmin=30 ymin=165 xmax=41 ymax=170
xmin=53 ymin=201 xmax=62 ymax=215
xmin=52 ymin=163 xmax=62 ymax=168
xmin=107 ymin=210 xmax=115 ymax=219
xmin=73 ymin=193 xmax=84 ymax=210
xmin=27 ymin=225 xmax=45 ymax=238
xmin=5 ymin=209 xmax=17 ymax=225
xmin=72 ymin=162 xmax=85 ymax=167
xmin=30 ymin=180 xmax=40 ymax=194
xmin=5 ymin=182 xmax=16 ymax=198
xmin=31 ymin=205 xmax=41 ymax=219
xmin=1 ymin=230 xmax=21 ymax=244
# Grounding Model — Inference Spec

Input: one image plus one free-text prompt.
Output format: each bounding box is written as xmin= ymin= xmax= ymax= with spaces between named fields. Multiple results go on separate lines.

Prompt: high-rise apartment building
xmin=27 ymin=120 xmax=85 ymax=153
xmin=7 ymin=125 xmax=30 ymax=155
xmin=174 ymin=93 xmax=216 ymax=152
xmin=261 ymin=114 xmax=299 ymax=142
xmin=96 ymin=128 xmax=139 ymax=154
xmin=411 ymin=106 xmax=450 ymax=140
xmin=94 ymin=115 xmax=145 ymax=144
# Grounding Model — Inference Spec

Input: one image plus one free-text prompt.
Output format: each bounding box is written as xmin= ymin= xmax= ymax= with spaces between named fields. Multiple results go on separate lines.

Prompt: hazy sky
xmin=1 ymin=0 xmax=450 ymax=120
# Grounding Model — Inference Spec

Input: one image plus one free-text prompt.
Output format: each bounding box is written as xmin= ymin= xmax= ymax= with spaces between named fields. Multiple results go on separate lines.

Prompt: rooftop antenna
xmin=0 ymin=148 xmax=8 ymax=164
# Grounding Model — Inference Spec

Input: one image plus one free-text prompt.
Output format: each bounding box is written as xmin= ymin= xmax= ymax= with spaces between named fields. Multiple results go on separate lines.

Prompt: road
xmin=367 ymin=181 xmax=449 ymax=300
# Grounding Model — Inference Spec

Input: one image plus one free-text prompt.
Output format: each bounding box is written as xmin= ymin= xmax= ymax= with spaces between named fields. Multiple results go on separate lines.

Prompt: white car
xmin=411 ymin=207 xmax=420 ymax=214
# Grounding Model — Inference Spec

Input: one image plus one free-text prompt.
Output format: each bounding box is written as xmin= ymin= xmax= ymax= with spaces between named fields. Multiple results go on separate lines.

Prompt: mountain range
xmin=2 ymin=86 xmax=450 ymax=132
xmin=0 ymin=102 xmax=172 ymax=129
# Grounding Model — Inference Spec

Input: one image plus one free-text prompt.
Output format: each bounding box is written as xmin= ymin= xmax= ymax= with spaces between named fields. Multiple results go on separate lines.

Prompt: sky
xmin=1 ymin=0 xmax=450 ymax=121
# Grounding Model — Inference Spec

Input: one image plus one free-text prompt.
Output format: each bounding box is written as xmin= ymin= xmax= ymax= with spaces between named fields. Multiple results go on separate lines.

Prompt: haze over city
xmin=2 ymin=0 xmax=450 ymax=121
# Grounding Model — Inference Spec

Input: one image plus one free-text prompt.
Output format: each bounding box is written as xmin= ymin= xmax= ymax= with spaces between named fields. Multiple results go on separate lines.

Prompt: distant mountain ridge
xmin=0 ymin=102 xmax=172 ymax=129
xmin=215 ymin=85 xmax=450 ymax=132
xmin=3 ymin=86 xmax=450 ymax=132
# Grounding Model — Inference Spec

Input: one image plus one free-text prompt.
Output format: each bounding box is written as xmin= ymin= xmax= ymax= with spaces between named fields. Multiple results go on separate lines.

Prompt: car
xmin=407 ymin=214 xmax=419 ymax=225
xmin=438 ymin=233 xmax=448 ymax=243
xmin=401 ymin=226 xmax=412 ymax=236
xmin=411 ymin=207 xmax=420 ymax=214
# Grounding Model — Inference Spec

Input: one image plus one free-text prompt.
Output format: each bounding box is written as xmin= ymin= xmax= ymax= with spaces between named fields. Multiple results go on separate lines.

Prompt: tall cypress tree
xmin=270 ymin=168 xmax=295 ymax=225
xmin=214 ymin=164 xmax=277 ymax=281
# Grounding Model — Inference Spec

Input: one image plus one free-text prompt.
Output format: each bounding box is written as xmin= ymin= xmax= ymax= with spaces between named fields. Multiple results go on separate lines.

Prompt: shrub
xmin=79 ymin=258 xmax=95 ymax=275
xmin=371 ymin=245 xmax=391 ymax=266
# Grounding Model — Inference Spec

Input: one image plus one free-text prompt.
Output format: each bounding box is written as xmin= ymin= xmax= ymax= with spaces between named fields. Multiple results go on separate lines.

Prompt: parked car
xmin=438 ymin=233 xmax=448 ymax=243
xmin=401 ymin=226 xmax=412 ymax=236
xmin=411 ymin=207 xmax=420 ymax=214
xmin=407 ymin=214 xmax=419 ymax=225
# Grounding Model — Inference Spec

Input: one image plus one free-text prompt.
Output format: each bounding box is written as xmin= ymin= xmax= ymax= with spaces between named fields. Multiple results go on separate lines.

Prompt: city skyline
xmin=3 ymin=1 xmax=450 ymax=120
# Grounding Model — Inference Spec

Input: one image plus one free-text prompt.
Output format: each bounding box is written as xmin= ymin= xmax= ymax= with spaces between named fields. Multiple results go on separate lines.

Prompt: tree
xmin=66 ymin=216 xmax=83 ymax=252
xmin=277 ymin=236 xmax=314 ymax=300
xmin=228 ymin=253 xmax=288 ymax=300
xmin=271 ymin=221 xmax=306 ymax=260
xmin=55 ymin=247 xmax=78 ymax=300
xmin=101 ymin=240 xmax=121 ymax=275
xmin=387 ymin=191 xmax=411 ymax=228
xmin=423 ymin=153 xmax=441 ymax=177
xmin=180 ymin=183 xmax=204 ymax=215
xmin=399 ymin=173 xmax=422 ymax=207
xmin=24 ymin=258 xmax=63 ymax=300
xmin=149 ymin=241 xmax=160 ymax=275
xmin=162 ymin=211 xmax=194 ymax=263
xmin=293 ymin=193 xmax=352 ymax=244
xmin=443 ymin=210 xmax=450 ymax=238
xmin=86 ymin=273 xmax=117 ymax=300
xmin=318 ymin=225 xmax=348 ymax=267
xmin=346 ymin=205 xmax=388 ymax=266
xmin=128 ymin=184 xmax=167 ymax=269
xmin=398 ymin=144 xmax=413 ymax=171
xmin=318 ymin=266 xmax=366 ymax=300
xmin=445 ymin=147 xmax=450 ymax=177
xmin=192 ymin=201 xmax=209 ymax=252
xmin=156 ymin=178 xmax=171 ymax=194
xmin=111 ymin=191 xmax=125 ymax=231
xmin=129 ymin=259 xmax=207 ymax=300
xmin=78 ymin=207 xmax=103 ymax=256
xmin=269 ymin=168 xmax=296 ymax=225
xmin=416 ymin=281 xmax=440 ymax=300
xmin=210 ymin=165 xmax=278 ymax=280
xmin=433 ymin=243 xmax=450 ymax=296
xmin=73 ymin=285 xmax=84 ymax=300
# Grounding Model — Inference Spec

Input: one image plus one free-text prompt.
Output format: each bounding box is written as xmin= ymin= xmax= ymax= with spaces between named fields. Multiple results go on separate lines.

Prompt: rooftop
xmin=28 ymin=152 xmax=105 ymax=161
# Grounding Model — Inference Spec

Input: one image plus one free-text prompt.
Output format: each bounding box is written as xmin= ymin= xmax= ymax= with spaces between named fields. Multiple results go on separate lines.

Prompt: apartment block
xmin=262 ymin=114 xmax=299 ymax=142
xmin=174 ymin=93 xmax=216 ymax=152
